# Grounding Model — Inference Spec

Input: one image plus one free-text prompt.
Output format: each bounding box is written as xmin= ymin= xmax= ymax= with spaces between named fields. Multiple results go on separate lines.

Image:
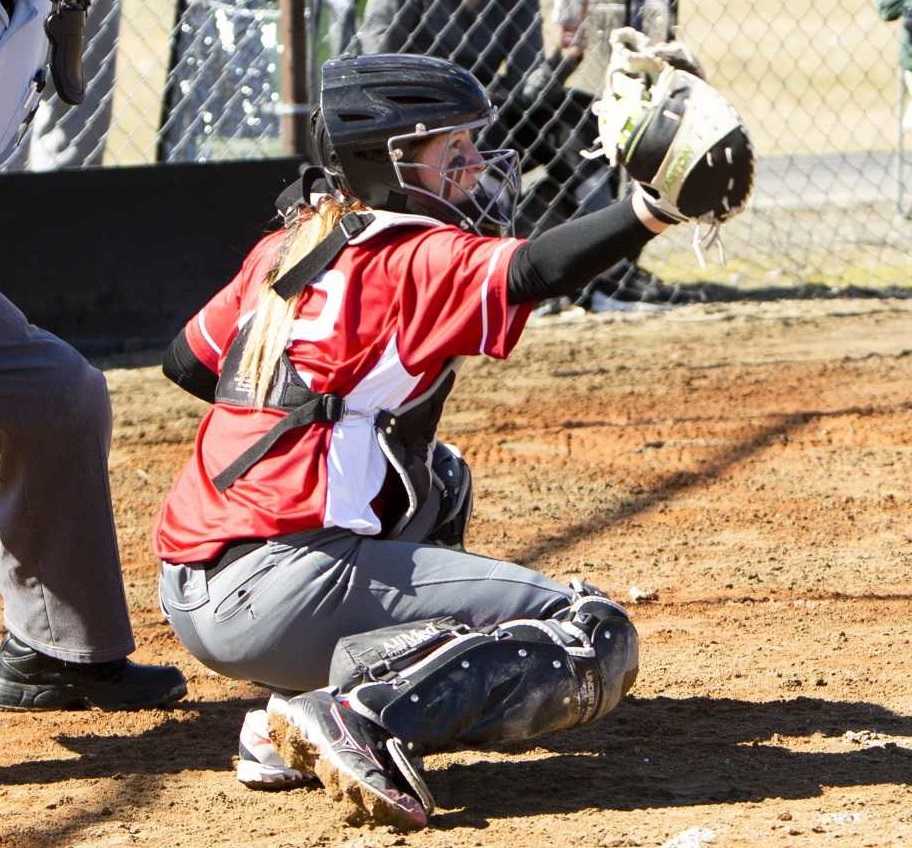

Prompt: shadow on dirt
xmin=0 ymin=697 xmax=261 ymax=787
xmin=2 ymin=693 xmax=909 ymax=838
xmin=510 ymin=399 xmax=912 ymax=567
xmin=429 ymin=694 xmax=912 ymax=828
xmin=678 ymin=281 xmax=912 ymax=304
xmin=511 ymin=410 xmax=812 ymax=566
xmin=0 ymin=697 xmax=269 ymax=848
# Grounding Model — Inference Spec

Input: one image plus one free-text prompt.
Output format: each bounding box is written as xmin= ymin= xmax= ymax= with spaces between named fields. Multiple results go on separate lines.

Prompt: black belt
xmin=205 ymin=539 xmax=266 ymax=579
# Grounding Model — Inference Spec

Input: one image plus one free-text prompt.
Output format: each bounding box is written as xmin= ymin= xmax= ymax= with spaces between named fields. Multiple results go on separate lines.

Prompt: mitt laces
xmin=692 ymin=219 xmax=725 ymax=269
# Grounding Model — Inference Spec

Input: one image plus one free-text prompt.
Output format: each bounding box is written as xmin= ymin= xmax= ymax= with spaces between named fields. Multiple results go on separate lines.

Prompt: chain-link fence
xmin=3 ymin=0 xmax=911 ymax=291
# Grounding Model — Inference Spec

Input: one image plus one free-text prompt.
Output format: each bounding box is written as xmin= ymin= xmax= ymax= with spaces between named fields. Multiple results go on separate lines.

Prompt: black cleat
xmin=268 ymin=690 xmax=431 ymax=831
xmin=0 ymin=634 xmax=187 ymax=711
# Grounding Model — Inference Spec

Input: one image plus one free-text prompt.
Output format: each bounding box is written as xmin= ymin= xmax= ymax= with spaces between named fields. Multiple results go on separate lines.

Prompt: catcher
xmin=156 ymin=51 xmax=752 ymax=830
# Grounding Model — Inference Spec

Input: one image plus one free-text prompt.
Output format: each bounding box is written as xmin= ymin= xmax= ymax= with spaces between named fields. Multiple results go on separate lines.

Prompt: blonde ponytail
xmin=238 ymin=196 xmax=364 ymax=407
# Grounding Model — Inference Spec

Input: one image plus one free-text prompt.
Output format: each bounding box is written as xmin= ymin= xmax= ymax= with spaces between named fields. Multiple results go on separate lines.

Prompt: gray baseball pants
xmin=0 ymin=293 xmax=135 ymax=662
xmin=159 ymin=528 xmax=573 ymax=693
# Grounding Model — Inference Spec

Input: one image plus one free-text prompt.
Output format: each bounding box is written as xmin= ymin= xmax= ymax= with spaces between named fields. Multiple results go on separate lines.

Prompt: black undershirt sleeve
xmin=162 ymin=327 xmax=218 ymax=403
xmin=507 ymin=196 xmax=658 ymax=304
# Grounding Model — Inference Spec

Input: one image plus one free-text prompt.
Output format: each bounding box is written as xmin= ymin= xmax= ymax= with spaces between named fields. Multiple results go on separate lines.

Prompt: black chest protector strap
xmin=210 ymin=211 xmax=375 ymax=493
xmin=274 ymin=213 xmax=374 ymax=300
xmin=212 ymin=392 xmax=345 ymax=492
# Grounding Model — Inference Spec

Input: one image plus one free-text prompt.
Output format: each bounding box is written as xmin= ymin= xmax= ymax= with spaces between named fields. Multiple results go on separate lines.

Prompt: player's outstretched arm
xmin=506 ymin=193 xmax=668 ymax=305
xmin=508 ymin=27 xmax=753 ymax=305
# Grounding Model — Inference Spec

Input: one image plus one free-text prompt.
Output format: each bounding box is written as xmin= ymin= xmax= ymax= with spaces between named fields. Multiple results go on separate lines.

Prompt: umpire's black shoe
xmin=0 ymin=634 xmax=187 ymax=711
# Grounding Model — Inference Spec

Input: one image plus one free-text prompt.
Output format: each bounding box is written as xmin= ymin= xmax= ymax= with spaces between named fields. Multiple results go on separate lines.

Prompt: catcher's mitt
xmin=587 ymin=28 xmax=755 ymax=264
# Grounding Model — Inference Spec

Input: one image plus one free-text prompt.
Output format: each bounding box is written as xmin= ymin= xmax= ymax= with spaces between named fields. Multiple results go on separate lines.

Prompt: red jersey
xmin=154 ymin=212 xmax=531 ymax=563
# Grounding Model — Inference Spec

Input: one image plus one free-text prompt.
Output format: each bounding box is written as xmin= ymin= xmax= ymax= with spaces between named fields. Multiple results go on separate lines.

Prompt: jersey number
xmin=289 ymin=269 xmax=347 ymax=342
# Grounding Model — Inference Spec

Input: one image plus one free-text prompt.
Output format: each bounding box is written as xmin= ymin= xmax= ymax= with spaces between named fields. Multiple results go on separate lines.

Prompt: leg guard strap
xmin=329 ymin=617 xmax=469 ymax=693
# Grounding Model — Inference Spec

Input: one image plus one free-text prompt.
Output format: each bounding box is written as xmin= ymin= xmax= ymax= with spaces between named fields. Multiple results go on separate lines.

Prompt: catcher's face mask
xmin=389 ymin=120 xmax=520 ymax=236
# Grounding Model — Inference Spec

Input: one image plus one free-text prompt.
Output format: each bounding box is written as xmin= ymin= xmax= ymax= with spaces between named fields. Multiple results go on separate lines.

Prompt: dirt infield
xmin=2 ymin=297 xmax=912 ymax=848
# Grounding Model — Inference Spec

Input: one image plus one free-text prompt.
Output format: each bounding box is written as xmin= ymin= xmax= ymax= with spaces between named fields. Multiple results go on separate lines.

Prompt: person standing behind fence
xmin=0 ymin=0 xmax=186 ymax=710
xmin=552 ymin=0 xmax=703 ymax=310
xmin=1 ymin=0 xmax=119 ymax=171
xmin=556 ymin=0 xmax=674 ymax=51
xmin=875 ymin=0 xmax=912 ymax=131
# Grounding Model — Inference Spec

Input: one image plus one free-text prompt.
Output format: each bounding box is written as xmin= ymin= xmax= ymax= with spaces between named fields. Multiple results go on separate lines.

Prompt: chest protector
xmin=210 ymin=207 xmax=459 ymax=540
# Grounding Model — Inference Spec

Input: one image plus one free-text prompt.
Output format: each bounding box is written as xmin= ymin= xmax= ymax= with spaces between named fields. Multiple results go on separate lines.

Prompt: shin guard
xmin=331 ymin=594 xmax=638 ymax=756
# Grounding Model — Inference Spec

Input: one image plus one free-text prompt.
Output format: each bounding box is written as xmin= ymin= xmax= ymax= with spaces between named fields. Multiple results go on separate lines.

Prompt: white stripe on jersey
xmin=197 ymin=311 xmax=222 ymax=356
xmin=479 ymin=240 xmax=516 ymax=356
xmin=323 ymin=333 xmax=423 ymax=533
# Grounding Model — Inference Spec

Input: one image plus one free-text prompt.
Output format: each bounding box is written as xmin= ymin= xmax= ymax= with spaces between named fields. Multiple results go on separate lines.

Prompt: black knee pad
xmin=562 ymin=595 xmax=639 ymax=720
xmin=426 ymin=442 xmax=473 ymax=548
xmin=348 ymin=624 xmax=580 ymax=754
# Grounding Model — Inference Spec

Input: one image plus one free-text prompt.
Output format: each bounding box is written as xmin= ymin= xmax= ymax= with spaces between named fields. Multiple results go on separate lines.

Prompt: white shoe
xmin=236 ymin=705 xmax=307 ymax=790
xmin=588 ymin=289 xmax=666 ymax=313
xmin=531 ymin=296 xmax=570 ymax=319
